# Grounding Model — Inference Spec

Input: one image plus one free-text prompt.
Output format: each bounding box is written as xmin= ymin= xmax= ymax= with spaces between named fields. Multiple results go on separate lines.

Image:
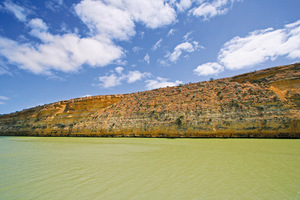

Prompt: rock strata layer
xmin=0 ymin=63 xmax=299 ymax=138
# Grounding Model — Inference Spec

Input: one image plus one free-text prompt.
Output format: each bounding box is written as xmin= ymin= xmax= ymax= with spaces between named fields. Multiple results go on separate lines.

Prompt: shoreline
xmin=1 ymin=133 xmax=299 ymax=139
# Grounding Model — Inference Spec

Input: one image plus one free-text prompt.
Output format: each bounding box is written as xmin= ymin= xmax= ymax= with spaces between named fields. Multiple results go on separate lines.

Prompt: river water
xmin=0 ymin=137 xmax=299 ymax=200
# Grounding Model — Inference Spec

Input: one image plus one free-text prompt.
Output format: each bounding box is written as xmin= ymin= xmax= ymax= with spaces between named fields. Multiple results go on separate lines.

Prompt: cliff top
xmin=3 ymin=62 xmax=298 ymax=116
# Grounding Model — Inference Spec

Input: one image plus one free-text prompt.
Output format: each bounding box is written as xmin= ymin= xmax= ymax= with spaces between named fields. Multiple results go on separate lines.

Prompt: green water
xmin=0 ymin=137 xmax=299 ymax=200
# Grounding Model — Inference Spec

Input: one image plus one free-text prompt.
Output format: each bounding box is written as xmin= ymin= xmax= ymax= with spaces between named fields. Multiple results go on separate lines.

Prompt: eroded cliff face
xmin=0 ymin=63 xmax=299 ymax=138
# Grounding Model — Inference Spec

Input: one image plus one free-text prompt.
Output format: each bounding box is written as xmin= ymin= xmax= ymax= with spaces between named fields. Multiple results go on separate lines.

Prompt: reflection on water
xmin=0 ymin=137 xmax=299 ymax=199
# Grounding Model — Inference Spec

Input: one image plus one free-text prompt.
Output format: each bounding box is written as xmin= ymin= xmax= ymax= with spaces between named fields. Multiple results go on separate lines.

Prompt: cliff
xmin=0 ymin=63 xmax=299 ymax=138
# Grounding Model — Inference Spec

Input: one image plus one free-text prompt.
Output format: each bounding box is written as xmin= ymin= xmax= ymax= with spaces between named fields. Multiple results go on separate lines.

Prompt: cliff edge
xmin=0 ymin=63 xmax=299 ymax=138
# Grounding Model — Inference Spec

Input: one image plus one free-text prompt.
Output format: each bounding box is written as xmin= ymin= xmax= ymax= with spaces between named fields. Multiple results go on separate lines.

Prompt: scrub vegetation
xmin=0 ymin=63 xmax=299 ymax=138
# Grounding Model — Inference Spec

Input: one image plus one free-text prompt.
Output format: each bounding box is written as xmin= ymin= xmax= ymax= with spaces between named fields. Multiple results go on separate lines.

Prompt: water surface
xmin=0 ymin=137 xmax=299 ymax=199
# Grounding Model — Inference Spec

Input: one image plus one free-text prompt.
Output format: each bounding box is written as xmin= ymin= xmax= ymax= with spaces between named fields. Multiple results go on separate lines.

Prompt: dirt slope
xmin=0 ymin=63 xmax=299 ymax=138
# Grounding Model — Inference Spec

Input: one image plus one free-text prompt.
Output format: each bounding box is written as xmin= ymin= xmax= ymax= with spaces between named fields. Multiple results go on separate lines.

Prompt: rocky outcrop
xmin=0 ymin=63 xmax=299 ymax=138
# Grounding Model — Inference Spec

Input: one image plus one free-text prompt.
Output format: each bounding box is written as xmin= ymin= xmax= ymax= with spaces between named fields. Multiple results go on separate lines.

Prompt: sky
xmin=0 ymin=0 xmax=299 ymax=114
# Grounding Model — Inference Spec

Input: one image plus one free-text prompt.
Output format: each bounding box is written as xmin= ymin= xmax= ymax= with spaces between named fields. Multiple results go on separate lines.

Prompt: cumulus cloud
xmin=166 ymin=41 xmax=203 ymax=63
xmin=194 ymin=62 xmax=224 ymax=76
xmin=0 ymin=0 xmax=241 ymax=76
xmin=168 ymin=42 xmax=194 ymax=62
xmin=2 ymin=0 xmax=28 ymax=22
xmin=190 ymin=0 xmax=241 ymax=20
xmin=99 ymin=73 xmax=121 ymax=88
xmin=98 ymin=67 xmax=151 ymax=88
xmin=219 ymin=20 xmax=300 ymax=70
xmin=194 ymin=19 xmax=300 ymax=76
xmin=0 ymin=9 xmax=125 ymax=75
xmin=108 ymin=0 xmax=177 ymax=29
xmin=176 ymin=0 xmax=193 ymax=12
xmin=0 ymin=32 xmax=124 ymax=74
xmin=98 ymin=68 xmax=182 ymax=90
xmin=144 ymin=53 xmax=150 ymax=64
xmin=145 ymin=77 xmax=182 ymax=90
xmin=75 ymin=0 xmax=135 ymax=41
xmin=75 ymin=0 xmax=176 ymax=40
xmin=127 ymin=70 xmax=150 ymax=83
xmin=115 ymin=66 xmax=124 ymax=74
xmin=0 ymin=0 xmax=180 ymax=76
xmin=28 ymin=18 xmax=48 ymax=31
xmin=152 ymin=38 xmax=163 ymax=51
xmin=27 ymin=18 xmax=54 ymax=42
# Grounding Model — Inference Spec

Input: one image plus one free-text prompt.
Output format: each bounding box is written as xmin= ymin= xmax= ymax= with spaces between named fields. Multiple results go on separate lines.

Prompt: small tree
xmin=175 ymin=116 xmax=184 ymax=127
xmin=175 ymin=118 xmax=182 ymax=126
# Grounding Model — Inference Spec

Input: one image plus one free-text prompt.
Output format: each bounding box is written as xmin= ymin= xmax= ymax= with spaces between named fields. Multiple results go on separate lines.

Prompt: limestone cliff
xmin=0 ymin=63 xmax=299 ymax=138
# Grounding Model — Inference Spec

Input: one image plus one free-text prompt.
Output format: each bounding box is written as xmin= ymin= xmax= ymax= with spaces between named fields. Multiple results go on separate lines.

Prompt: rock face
xmin=0 ymin=63 xmax=299 ymax=138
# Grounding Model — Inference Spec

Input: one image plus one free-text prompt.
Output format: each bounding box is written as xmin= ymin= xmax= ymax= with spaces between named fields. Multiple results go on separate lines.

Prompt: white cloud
xmin=285 ymin=20 xmax=300 ymax=29
xmin=176 ymin=0 xmax=193 ymax=12
xmin=166 ymin=41 xmax=203 ymax=63
xmin=0 ymin=96 xmax=9 ymax=100
xmin=2 ymin=1 xmax=27 ymax=22
xmin=115 ymin=66 xmax=124 ymax=74
xmin=194 ymin=19 xmax=300 ymax=76
xmin=0 ymin=16 xmax=125 ymax=75
xmin=167 ymin=28 xmax=176 ymax=37
xmin=75 ymin=0 xmax=177 ymax=41
xmin=144 ymin=53 xmax=150 ymax=64
xmin=99 ymin=73 xmax=122 ymax=88
xmin=0 ymin=32 xmax=124 ymax=74
xmin=0 ymin=61 xmax=11 ymax=75
xmin=145 ymin=77 xmax=182 ymax=90
xmin=218 ymin=20 xmax=300 ymax=70
xmin=169 ymin=42 xmax=194 ymax=62
xmin=98 ymin=69 xmax=180 ymax=90
xmin=139 ymin=31 xmax=145 ymax=38
xmin=45 ymin=0 xmax=64 ymax=12
xmin=28 ymin=18 xmax=54 ymax=42
xmin=194 ymin=62 xmax=224 ymax=76
xmin=0 ymin=0 xmax=180 ymax=76
xmin=98 ymin=67 xmax=151 ymax=88
xmin=127 ymin=70 xmax=151 ymax=83
xmin=152 ymin=38 xmax=163 ymax=51
xmin=132 ymin=46 xmax=142 ymax=53
xmin=60 ymin=23 xmax=71 ymax=33
xmin=190 ymin=0 xmax=241 ymax=20
xmin=28 ymin=18 xmax=48 ymax=31
xmin=108 ymin=0 xmax=177 ymax=29
xmin=75 ymin=0 xmax=135 ymax=41
xmin=183 ymin=31 xmax=193 ymax=41
xmin=0 ymin=67 xmax=10 ymax=75
xmin=0 ymin=96 xmax=9 ymax=105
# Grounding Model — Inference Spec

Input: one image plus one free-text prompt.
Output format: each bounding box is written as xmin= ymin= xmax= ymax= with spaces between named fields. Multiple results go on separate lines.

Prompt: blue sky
xmin=0 ymin=0 xmax=299 ymax=114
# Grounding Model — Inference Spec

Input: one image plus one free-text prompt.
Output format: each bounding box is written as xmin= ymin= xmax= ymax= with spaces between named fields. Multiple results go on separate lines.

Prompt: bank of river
xmin=0 ymin=137 xmax=299 ymax=199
